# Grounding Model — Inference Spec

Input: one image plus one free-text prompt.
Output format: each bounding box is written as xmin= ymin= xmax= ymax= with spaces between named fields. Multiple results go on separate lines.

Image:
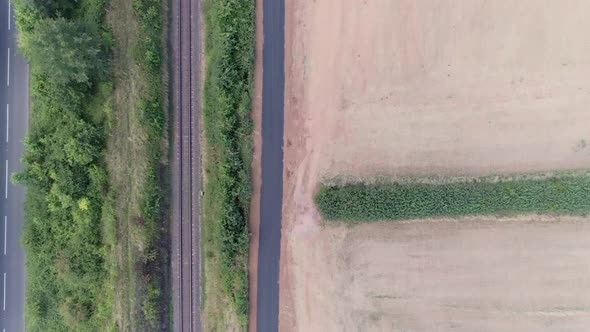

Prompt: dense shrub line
xmin=132 ymin=0 xmax=168 ymax=326
xmin=316 ymin=176 xmax=590 ymax=221
xmin=13 ymin=0 xmax=113 ymax=330
xmin=203 ymin=0 xmax=255 ymax=326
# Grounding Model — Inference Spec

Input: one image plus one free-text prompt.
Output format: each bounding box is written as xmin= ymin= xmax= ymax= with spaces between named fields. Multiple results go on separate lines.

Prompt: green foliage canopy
xmin=22 ymin=17 xmax=106 ymax=85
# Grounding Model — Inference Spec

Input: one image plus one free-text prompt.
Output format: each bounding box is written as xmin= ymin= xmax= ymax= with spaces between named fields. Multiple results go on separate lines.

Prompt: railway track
xmin=172 ymin=0 xmax=201 ymax=330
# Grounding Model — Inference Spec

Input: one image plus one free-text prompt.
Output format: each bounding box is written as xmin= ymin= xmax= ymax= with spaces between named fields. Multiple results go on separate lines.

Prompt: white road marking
xmin=3 ymin=216 xmax=6 ymax=255
xmin=3 ymin=272 xmax=5 ymax=311
xmin=8 ymin=0 xmax=10 ymax=30
xmin=4 ymin=160 xmax=7 ymax=199
xmin=6 ymin=48 xmax=9 ymax=87
xmin=6 ymin=104 xmax=8 ymax=142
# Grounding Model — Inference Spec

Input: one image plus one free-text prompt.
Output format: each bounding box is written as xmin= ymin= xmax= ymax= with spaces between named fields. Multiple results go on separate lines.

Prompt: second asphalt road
xmin=0 ymin=0 xmax=28 ymax=330
xmin=256 ymin=0 xmax=286 ymax=331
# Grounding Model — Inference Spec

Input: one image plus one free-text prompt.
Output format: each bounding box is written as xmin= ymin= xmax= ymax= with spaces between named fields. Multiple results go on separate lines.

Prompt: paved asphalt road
xmin=171 ymin=0 xmax=201 ymax=330
xmin=256 ymin=0 xmax=285 ymax=331
xmin=0 ymin=0 xmax=27 ymax=331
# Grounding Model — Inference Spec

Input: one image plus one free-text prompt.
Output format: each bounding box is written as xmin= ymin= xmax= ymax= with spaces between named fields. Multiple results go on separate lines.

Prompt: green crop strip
xmin=316 ymin=175 xmax=590 ymax=221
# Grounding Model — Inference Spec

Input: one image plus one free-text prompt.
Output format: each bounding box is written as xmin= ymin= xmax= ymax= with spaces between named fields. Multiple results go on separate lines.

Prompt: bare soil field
xmin=284 ymin=217 xmax=590 ymax=331
xmin=288 ymin=0 xmax=590 ymax=179
xmin=280 ymin=0 xmax=590 ymax=331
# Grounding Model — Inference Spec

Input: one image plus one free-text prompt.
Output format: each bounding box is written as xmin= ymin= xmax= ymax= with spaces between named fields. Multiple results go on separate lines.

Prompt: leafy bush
xmin=316 ymin=176 xmax=590 ymax=221
xmin=203 ymin=0 xmax=254 ymax=326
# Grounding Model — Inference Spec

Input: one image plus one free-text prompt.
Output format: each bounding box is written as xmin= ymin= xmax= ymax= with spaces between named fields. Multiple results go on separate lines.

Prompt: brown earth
xmin=280 ymin=0 xmax=590 ymax=331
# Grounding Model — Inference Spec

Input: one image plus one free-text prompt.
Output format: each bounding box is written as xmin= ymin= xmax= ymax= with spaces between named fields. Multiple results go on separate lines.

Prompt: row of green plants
xmin=14 ymin=0 xmax=113 ymax=330
xmin=202 ymin=0 xmax=255 ymax=327
xmin=316 ymin=175 xmax=590 ymax=221
xmin=131 ymin=0 xmax=168 ymax=327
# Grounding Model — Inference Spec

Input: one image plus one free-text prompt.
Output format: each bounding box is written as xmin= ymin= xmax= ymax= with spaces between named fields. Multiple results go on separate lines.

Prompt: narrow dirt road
xmin=171 ymin=0 xmax=202 ymax=330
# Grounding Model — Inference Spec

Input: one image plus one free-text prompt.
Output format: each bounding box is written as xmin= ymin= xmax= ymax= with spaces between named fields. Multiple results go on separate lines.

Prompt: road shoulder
xmin=247 ymin=0 xmax=264 ymax=330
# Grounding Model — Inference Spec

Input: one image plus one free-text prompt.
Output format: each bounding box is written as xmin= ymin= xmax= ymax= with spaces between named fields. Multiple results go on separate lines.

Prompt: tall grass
xmin=202 ymin=0 xmax=255 ymax=328
xmin=316 ymin=175 xmax=590 ymax=221
xmin=131 ymin=0 xmax=168 ymax=328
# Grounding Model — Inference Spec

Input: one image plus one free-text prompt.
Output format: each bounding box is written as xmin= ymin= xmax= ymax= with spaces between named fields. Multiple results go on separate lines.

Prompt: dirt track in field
xmin=280 ymin=1 xmax=590 ymax=331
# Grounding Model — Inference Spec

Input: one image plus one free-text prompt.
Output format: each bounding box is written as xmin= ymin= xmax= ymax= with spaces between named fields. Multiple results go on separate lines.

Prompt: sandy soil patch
xmin=280 ymin=0 xmax=590 ymax=331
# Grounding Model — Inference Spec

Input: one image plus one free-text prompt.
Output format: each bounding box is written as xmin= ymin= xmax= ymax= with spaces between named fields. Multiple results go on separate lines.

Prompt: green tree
xmin=22 ymin=18 xmax=105 ymax=85
xmin=19 ymin=0 xmax=76 ymax=18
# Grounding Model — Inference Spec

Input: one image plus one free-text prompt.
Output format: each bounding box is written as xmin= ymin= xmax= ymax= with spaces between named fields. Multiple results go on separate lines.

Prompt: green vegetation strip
xmin=316 ymin=176 xmax=590 ymax=221
xmin=14 ymin=0 xmax=113 ymax=330
xmin=203 ymin=0 xmax=254 ymax=327
xmin=15 ymin=0 xmax=168 ymax=329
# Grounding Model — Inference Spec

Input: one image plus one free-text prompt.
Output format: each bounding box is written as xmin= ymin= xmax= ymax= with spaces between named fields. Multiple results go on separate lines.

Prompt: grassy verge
xmin=14 ymin=0 xmax=114 ymax=330
xmin=106 ymin=0 xmax=168 ymax=329
xmin=316 ymin=174 xmax=590 ymax=221
xmin=202 ymin=0 xmax=255 ymax=329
